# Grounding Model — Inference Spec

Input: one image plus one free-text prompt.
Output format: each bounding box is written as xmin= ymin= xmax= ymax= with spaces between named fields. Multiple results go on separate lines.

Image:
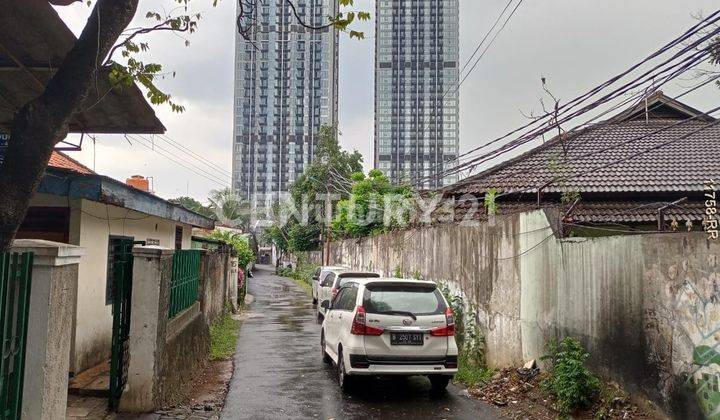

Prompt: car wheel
xmin=428 ymin=375 xmax=450 ymax=393
xmin=320 ymin=332 xmax=332 ymax=364
xmin=338 ymin=351 xmax=354 ymax=392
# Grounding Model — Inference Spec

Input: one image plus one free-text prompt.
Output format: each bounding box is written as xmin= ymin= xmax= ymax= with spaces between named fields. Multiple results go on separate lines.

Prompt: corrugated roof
xmin=446 ymin=94 xmax=719 ymax=196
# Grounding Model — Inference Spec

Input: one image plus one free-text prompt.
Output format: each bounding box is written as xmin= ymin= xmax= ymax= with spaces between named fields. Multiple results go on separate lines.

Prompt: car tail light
xmin=430 ymin=307 xmax=456 ymax=337
xmin=331 ymin=288 xmax=338 ymax=299
xmin=351 ymin=306 xmax=384 ymax=336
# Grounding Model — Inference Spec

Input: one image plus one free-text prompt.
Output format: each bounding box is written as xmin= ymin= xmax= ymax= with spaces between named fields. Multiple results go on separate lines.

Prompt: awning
xmin=0 ymin=0 xmax=166 ymax=134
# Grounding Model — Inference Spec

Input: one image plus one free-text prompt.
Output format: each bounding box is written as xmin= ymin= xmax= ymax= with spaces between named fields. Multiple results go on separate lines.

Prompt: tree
xmin=208 ymin=187 xmax=251 ymax=230
xmin=0 ymin=1 xmax=208 ymax=251
xmin=0 ymin=0 xmax=370 ymax=252
xmin=169 ymin=196 xmax=215 ymax=219
xmin=263 ymin=222 xmax=290 ymax=268
xmin=236 ymin=0 xmax=370 ymax=41
xmin=206 ymin=229 xmax=255 ymax=271
xmin=333 ymin=169 xmax=414 ymax=238
xmin=282 ymin=125 xmax=362 ymax=252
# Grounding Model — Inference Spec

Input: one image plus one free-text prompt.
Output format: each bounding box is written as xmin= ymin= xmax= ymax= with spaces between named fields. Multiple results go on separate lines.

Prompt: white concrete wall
xmin=71 ymin=199 xmax=192 ymax=373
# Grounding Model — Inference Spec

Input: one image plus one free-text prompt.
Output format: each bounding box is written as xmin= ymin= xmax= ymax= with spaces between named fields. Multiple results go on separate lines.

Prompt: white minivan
xmin=312 ymin=266 xmax=347 ymax=306
xmin=320 ymin=278 xmax=458 ymax=392
xmin=317 ymin=271 xmax=380 ymax=318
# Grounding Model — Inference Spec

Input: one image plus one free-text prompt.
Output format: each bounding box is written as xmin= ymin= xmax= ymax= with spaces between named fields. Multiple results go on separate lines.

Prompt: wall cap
xmin=133 ymin=245 xmax=174 ymax=258
xmin=11 ymin=239 xmax=84 ymax=267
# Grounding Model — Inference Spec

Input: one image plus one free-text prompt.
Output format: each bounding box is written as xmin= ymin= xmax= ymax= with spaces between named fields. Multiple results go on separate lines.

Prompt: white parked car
xmin=312 ymin=266 xmax=347 ymax=306
xmin=317 ymin=271 xmax=380 ymax=318
xmin=319 ymin=278 xmax=458 ymax=392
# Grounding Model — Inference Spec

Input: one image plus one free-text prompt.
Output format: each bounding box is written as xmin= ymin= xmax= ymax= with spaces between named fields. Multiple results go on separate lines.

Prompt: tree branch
xmin=0 ymin=0 xmax=140 ymax=251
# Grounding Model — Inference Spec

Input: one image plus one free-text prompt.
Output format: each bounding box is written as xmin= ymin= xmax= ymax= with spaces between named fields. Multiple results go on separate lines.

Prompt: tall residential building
xmin=374 ymin=0 xmax=460 ymax=188
xmin=233 ymin=1 xmax=339 ymax=207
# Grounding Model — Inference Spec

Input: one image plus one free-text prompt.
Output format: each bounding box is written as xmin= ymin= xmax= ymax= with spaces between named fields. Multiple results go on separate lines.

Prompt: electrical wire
xmin=126 ymin=134 xmax=230 ymax=188
xmin=413 ymin=11 xmax=720 ymax=186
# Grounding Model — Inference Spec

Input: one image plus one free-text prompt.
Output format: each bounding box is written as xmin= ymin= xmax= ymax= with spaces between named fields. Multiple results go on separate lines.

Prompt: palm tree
xmin=208 ymin=188 xmax=251 ymax=230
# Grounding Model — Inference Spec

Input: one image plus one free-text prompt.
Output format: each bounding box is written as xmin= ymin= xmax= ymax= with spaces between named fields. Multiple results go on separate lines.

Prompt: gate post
xmin=119 ymin=245 xmax=173 ymax=412
xmin=11 ymin=239 xmax=84 ymax=420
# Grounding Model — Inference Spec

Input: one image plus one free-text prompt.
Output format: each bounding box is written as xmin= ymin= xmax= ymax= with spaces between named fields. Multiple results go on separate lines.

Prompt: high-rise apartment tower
xmin=233 ymin=1 xmax=339 ymax=206
xmin=374 ymin=0 xmax=460 ymax=187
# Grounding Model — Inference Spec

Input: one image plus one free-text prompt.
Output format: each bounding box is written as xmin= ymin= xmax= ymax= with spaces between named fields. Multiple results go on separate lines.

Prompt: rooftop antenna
xmin=645 ymin=77 xmax=656 ymax=124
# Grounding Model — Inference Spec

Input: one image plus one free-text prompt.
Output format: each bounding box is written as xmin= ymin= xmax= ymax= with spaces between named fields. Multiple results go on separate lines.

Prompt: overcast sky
xmin=55 ymin=0 xmax=720 ymax=204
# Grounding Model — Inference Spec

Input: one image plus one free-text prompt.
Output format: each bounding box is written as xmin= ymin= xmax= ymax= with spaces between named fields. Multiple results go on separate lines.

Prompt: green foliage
xmin=265 ymin=125 xmax=362 ymax=254
xmin=104 ymin=5 xmax=209 ymax=113
xmin=454 ymin=352 xmax=493 ymax=388
xmin=332 ymin=170 xmax=414 ymax=238
xmin=279 ymin=263 xmax=317 ymax=296
xmin=169 ymin=196 xmax=215 ymax=219
xmin=331 ymin=0 xmax=372 ymax=39
xmin=264 ymin=222 xmax=290 ymax=256
xmin=208 ymin=188 xmax=250 ymax=229
xmin=287 ymin=221 xmax=321 ymax=252
xmin=207 ymin=230 xmax=255 ymax=270
xmin=437 ymin=283 xmax=489 ymax=388
xmin=209 ymin=310 xmax=241 ymax=361
xmin=484 ymin=188 xmax=498 ymax=216
xmin=541 ymin=337 xmax=601 ymax=415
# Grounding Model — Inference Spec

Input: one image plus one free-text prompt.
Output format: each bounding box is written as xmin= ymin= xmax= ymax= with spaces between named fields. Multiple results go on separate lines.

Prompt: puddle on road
xmin=277 ymin=313 xmax=303 ymax=332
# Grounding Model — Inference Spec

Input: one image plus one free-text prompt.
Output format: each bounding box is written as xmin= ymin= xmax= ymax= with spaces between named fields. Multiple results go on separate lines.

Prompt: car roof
xmin=336 ymin=271 xmax=379 ymax=279
xmin=346 ymin=277 xmax=438 ymax=287
xmin=320 ymin=266 xmax=349 ymax=274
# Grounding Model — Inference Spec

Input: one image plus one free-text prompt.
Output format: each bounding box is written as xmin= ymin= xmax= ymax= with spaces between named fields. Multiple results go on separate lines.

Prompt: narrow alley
xmin=221 ymin=266 xmax=501 ymax=420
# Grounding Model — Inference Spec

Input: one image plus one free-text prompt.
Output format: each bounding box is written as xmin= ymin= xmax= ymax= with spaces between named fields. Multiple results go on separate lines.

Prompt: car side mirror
xmin=312 ymin=275 xmax=318 ymax=281
xmin=320 ymin=300 xmax=330 ymax=310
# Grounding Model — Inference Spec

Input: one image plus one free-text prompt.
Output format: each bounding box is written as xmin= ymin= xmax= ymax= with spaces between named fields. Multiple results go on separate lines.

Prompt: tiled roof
xmin=48 ymin=151 xmax=94 ymax=174
xmin=452 ymin=201 xmax=706 ymax=224
xmin=446 ymin=95 xmax=719 ymax=196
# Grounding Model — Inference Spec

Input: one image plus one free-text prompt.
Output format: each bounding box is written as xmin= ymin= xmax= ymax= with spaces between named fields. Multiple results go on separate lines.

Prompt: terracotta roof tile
xmin=446 ymin=94 xmax=719 ymax=196
xmin=48 ymin=151 xmax=94 ymax=174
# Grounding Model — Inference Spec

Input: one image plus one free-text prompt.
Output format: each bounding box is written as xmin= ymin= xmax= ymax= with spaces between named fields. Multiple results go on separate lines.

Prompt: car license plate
xmin=390 ymin=332 xmax=424 ymax=346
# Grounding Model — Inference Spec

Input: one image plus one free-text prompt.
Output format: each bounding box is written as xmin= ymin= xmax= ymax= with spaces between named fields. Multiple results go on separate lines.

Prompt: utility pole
xmin=322 ymin=155 xmax=332 ymax=266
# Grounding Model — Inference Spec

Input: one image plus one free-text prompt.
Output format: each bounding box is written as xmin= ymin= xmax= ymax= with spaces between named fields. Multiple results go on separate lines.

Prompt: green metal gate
xmin=0 ymin=252 xmax=33 ymax=420
xmin=168 ymin=250 xmax=201 ymax=319
xmin=108 ymin=239 xmax=142 ymax=411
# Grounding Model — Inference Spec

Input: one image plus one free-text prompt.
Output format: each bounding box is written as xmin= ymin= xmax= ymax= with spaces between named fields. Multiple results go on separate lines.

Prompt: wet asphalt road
xmin=221 ymin=265 xmax=501 ymax=420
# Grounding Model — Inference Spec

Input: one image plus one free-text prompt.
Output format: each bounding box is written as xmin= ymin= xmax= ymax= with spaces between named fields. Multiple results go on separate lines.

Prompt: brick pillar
xmin=119 ymin=246 xmax=173 ymax=412
xmin=11 ymin=239 xmax=84 ymax=420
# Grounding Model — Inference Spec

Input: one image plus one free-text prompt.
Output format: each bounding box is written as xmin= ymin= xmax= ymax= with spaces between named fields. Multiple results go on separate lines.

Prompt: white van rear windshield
xmin=363 ymin=285 xmax=446 ymax=316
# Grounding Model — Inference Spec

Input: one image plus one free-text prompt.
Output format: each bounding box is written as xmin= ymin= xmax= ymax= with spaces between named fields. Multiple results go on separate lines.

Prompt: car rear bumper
xmin=347 ymin=354 xmax=458 ymax=376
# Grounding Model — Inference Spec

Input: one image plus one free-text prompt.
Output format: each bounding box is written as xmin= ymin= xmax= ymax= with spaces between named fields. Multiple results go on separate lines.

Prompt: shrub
xmin=541 ymin=337 xmax=600 ymax=415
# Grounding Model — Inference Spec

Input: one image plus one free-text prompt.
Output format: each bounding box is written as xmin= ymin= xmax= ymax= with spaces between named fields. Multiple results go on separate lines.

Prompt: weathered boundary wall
xmin=290 ymin=250 xmax=322 ymax=267
xmin=329 ymin=210 xmax=720 ymax=418
xmin=121 ymin=247 xmax=234 ymax=412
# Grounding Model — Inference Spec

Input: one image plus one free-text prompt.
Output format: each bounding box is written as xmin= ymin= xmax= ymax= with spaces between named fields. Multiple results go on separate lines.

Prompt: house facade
xmin=17 ymin=152 xmax=214 ymax=374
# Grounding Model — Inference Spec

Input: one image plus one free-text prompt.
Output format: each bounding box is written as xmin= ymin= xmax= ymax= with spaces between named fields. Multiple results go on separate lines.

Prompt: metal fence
xmin=0 ymin=252 xmax=33 ymax=420
xmin=169 ymin=250 xmax=201 ymax=318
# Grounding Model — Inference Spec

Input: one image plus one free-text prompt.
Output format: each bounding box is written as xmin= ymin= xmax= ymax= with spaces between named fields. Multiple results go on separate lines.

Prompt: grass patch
xmin=277 ymin=264 xmax=315 ymax=297
xmin=455 ymin=352 xmax=493 ymax=388
xmin=209 ymin=312 xmax=241 ymax=361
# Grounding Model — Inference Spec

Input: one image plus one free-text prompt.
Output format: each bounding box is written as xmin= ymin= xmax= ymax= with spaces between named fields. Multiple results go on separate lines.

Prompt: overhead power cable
xmin=414 ymin=14 xmax=720 ymax=186
xmin=127 ymin=134 xmax=230 ymax=188
xmin=413 ymin=10 xmax=720 ymax=186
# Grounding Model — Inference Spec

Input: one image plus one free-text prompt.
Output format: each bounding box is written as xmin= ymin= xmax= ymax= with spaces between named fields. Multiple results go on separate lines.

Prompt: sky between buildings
xmin=55 ymin=0 xmax=719 ymax=203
